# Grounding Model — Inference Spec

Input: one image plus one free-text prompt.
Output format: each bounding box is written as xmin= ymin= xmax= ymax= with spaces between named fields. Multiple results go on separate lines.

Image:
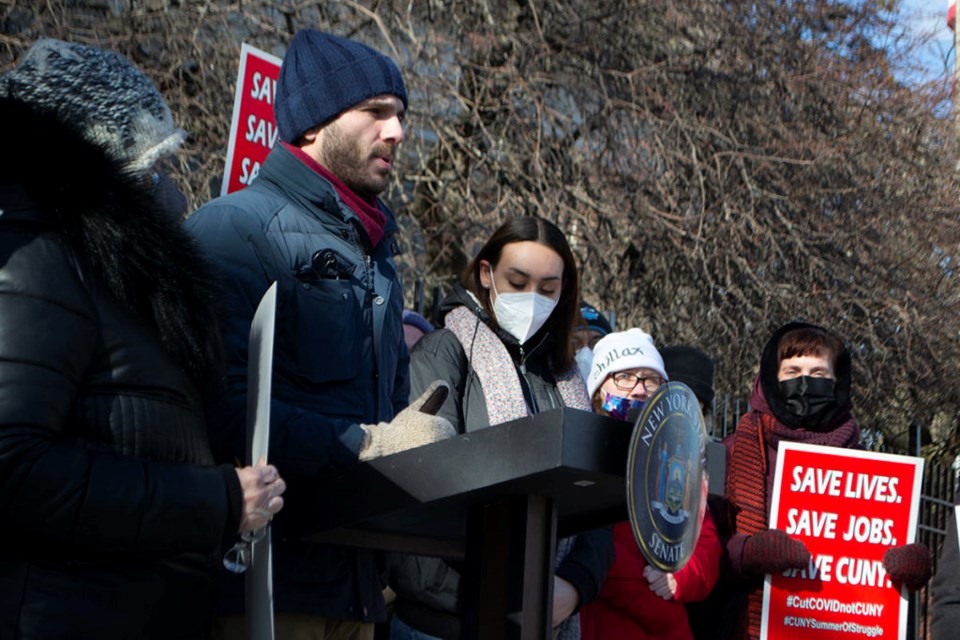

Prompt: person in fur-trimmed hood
xmin=0 ymin=39 xmax=285 ymax=639
xmin=718 ymin=322 xmax=931 ymax=640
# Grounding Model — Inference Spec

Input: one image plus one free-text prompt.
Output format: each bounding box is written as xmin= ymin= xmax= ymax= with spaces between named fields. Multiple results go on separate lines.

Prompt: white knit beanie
xmin=0 ymin=38 xmax=185 ymax=176
xmin=587 ymin=328 xmax=668 ymax=397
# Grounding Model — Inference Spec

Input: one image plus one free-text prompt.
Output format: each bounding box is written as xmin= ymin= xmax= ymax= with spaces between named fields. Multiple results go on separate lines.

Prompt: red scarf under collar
xmin=283 ymin=142 xmax=387 ymax=248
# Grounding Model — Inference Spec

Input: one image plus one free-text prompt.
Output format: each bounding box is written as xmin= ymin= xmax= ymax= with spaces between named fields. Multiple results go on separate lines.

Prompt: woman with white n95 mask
xmin=386 ymin=216 xmax=614 ymax=640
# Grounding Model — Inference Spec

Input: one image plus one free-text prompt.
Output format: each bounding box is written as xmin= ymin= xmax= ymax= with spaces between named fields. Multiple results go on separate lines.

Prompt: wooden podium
xmin=291 ymin=407 xmax=630 ymax=639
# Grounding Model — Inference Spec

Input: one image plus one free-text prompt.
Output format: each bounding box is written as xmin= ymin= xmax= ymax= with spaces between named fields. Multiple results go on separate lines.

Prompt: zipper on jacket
xmin=346 ymin=224 xmax=381 ymax=418
xmin=517 ymin=333 xmax=549 ymax=414
xmin=518 ymin=333 xmax=548 ymax=373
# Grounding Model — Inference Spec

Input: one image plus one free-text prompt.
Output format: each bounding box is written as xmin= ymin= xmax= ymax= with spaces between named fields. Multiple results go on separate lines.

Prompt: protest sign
xmin=221 ymin=43 xmax=282 ymax=196
xmin=762 ymin=442 xmax=923 ymax=640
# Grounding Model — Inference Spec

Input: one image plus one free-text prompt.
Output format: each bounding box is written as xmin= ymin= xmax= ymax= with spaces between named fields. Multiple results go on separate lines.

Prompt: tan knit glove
xmin=358 ymin=381 xmax=456 ymax=461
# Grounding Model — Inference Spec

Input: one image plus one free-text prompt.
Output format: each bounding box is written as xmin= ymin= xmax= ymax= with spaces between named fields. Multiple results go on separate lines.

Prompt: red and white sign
xmin=762 ymin=442 xmax=923 ymax=640
xmin=221 ymin=43 xmax=282 ymax=196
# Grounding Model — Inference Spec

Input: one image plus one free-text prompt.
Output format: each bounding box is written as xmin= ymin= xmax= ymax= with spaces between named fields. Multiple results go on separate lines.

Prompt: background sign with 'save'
xmin=222 ymin=43 xmax=282 ymax=196
xmin=762 ymin=443 xmax=923 ymax=640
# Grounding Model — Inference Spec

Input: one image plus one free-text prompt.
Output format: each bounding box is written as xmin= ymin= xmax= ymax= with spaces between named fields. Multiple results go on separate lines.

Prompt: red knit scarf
xmin=283 ymin=142 xmax=387 ymax=248
xmin=728 ymin=411 xmax=860 ymax=640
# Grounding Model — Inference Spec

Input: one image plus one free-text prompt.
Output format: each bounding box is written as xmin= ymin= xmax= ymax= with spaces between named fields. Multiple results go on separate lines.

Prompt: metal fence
xmin=711 ymin=394 xmax=957 ymax=640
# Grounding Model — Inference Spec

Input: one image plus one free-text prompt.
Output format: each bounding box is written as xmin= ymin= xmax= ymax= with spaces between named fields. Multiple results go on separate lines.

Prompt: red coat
xmin=580 ymin=512 xmax=721 ymax=639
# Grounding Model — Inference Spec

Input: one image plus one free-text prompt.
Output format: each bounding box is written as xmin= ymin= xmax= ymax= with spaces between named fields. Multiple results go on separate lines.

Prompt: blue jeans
xmin=389 ymin=616 xmax=443 ymax=640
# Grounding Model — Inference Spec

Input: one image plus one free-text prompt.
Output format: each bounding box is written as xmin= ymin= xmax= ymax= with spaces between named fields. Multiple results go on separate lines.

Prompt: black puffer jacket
xmin=0 ymin=98 xmax=242 ymax=639
xmin=390 ymin=284 xmax=613 ymax=638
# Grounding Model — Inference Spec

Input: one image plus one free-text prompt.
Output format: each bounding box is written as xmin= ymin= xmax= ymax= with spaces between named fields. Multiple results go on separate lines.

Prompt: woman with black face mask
xmin=716 ymin=322 xmax=932 ymax=640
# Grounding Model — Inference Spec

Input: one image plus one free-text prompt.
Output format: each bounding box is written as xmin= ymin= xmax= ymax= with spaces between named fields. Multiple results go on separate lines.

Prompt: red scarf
xmin=283 ymin=142 xmax=387 ymax=248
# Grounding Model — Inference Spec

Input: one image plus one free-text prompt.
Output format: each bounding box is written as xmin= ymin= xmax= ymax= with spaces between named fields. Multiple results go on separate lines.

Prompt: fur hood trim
xmin=0 ymin=97 xmax=223 ymax=393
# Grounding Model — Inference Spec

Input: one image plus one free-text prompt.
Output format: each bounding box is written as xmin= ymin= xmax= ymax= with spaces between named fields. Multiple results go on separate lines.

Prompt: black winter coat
xmin=186 ymin=143 xmax=409 ymax=621
xmin=0 ymin=98 xmax=241 ymax=639
xmin=931 ymin=509 xmax=960 ymax=638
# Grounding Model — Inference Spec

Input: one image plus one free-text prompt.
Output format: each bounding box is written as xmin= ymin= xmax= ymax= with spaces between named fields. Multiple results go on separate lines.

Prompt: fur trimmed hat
xmin=0 ymin=38 xmax=185 ymax=176
xmin=587 ymin=328 xmax=668 ymax=398
xmin=274 ymin=29 xmax=407 ymax=143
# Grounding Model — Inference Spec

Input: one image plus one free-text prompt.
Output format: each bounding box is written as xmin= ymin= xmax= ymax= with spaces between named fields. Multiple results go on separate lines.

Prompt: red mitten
xmin=741 ymin=528 xmax=811 ymax=576
xmin=883 ymin=543 xmax=932 ymax=592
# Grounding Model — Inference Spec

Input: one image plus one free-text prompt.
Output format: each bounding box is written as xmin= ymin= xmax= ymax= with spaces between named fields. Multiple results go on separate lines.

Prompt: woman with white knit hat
xmin=585 ymin=328 xmax=669 ymax=419
xmin=580 ymin=329 xmax=722 ymax=640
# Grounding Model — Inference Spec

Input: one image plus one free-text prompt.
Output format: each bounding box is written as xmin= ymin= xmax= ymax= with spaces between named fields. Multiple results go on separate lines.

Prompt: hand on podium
xmin=358 ymin=381 xmax=456 ymax=461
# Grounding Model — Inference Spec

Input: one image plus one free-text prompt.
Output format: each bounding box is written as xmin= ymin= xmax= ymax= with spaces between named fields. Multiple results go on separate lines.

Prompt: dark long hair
xmin=461 ymin=217 xmax=580 ymax=372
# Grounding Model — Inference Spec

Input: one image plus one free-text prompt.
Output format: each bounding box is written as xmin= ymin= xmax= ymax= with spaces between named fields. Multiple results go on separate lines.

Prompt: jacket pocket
xmin=291 ymin=279 xmax=361 ymax=384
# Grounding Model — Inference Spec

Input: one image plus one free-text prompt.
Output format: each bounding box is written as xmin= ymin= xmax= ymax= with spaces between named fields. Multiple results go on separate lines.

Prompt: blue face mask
xmin=601 ymin=392 xmax=645 ymax=421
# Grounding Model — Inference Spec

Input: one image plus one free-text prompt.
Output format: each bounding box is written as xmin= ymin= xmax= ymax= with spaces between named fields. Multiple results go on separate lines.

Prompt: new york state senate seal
xmin=626 ymin=381 xmax=708 ymax=572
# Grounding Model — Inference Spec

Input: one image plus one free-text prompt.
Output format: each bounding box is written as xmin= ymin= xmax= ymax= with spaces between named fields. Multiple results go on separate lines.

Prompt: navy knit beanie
xmin=402 ymin=309 xmax=435 ymax=335
xmin=275 ymin=29 xmax=408 ymax=143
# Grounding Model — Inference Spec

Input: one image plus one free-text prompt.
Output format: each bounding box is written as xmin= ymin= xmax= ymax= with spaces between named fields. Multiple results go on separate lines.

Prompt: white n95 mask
xmin=490 ymin=278 xmax=558 ymax=344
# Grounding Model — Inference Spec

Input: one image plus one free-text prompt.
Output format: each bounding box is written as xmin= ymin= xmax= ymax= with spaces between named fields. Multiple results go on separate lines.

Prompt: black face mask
xmin=779 ymin=376 xmax=836 ymax=427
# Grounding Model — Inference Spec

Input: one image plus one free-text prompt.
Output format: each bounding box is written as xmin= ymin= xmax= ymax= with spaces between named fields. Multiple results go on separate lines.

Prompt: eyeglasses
xmin=612 ymin=372 xmax=664 ymax=393
xmin=222 ymin=483 xmax=280 ymax=574
xmin=223 ymin=526 xmax=268 ymax=574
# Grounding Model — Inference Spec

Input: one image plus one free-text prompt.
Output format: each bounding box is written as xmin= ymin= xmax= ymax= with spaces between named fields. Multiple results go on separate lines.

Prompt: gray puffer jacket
xmin=410 ymin=284 xmax=568 ymax=433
